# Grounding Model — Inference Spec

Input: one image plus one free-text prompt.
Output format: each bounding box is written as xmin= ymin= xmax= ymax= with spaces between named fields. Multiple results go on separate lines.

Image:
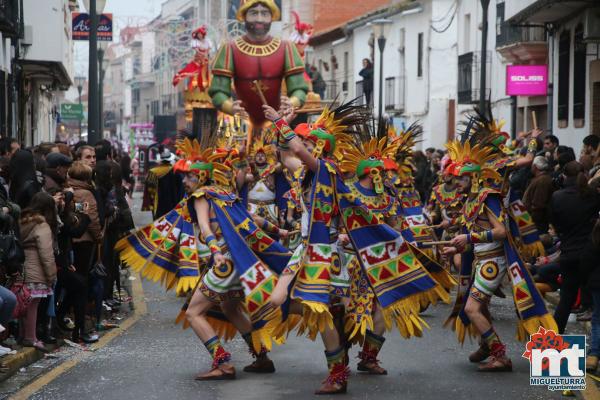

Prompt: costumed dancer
xmin=336 ymin=131 xmax=456 ymax=376
xmin=141 ymin=148 xmax=184 ymax=219
xmin=116 ymin=137 xmax=291 ymax=380
xmin=427 ymin=156 xmax=466 ymax=271
xmin=243 ymin=138 xmax=282 ymax=226
xmin=387 ymin=124 xmax=438 ymax=256
xmin=264 ymin=102 xmax=450 ymax=394
xmin=466 ymin=107 xmax=545 ymax=259
xmin=441 ymin=136 xmax=557 ymax=372
xmin=209 ymin=0 xmax=308 ymax=135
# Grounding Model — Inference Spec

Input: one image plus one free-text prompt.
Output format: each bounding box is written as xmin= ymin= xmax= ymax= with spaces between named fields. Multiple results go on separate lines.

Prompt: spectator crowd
xmin=0 ymin=138 xmax=135 ymax=355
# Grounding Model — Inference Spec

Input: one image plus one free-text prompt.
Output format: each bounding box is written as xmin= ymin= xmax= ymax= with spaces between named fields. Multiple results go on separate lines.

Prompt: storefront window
xmin=573 ymin=24 xmax=586 ymax=128
xmin=557 ymin=30 xmax=570 ymax=126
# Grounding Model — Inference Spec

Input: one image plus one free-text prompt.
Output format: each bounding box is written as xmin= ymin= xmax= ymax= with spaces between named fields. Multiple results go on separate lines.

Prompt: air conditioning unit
xmin=22 ymin=25 xmax=33 ymax=46
xmin=583 ymin=8 xmax=600 ymax=42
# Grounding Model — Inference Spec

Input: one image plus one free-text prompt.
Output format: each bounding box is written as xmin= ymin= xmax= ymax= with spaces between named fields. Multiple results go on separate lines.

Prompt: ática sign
xmin=72 ymin=13 xmax=113 ymax=41
xmin=506 ymin=65 xmax=548 ymax=96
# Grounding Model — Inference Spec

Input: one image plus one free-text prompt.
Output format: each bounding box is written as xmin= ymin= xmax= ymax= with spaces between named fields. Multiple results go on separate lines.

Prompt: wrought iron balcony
xmin=496 ymin=23 xmax=547 ymax=63
xmin=0 ymin=0 xmax=18 ymax=36
xmin=323 ymin=80 xmax=338 ymax=101
xmin=458 ymin=51 xmax=491 ymax=105
xmin=385 ymin=76 xmax=405 ymax=113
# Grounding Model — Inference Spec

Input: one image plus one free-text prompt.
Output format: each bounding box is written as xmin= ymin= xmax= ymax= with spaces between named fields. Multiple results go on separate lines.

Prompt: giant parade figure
xmin=209 ymin=0 xmax=308 ymax=131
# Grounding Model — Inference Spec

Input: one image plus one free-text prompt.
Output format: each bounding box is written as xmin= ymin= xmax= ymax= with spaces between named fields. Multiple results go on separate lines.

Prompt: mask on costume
xmin=445 ymin=140 xmax=501 ymax=195
xmin=357 ymin=158 xmax=385 ymax=194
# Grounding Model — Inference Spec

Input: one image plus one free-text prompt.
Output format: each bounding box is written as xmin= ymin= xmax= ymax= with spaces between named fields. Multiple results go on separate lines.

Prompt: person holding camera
xmin=66 ymin=161 xmax=102 ymax=343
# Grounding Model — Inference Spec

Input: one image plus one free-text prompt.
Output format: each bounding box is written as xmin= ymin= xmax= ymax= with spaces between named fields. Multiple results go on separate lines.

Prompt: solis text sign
xmin=506 ymin=65 xmax=548 ymax=96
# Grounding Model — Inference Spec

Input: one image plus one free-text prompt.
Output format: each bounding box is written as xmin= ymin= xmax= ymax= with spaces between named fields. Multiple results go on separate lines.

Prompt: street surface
xmin=25 ymin=200 xmax=563 ymax=400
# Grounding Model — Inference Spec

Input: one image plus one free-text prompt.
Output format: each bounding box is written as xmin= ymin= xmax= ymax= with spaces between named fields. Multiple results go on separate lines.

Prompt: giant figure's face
xmin=245 ymin=3 xmax=272 ymax=37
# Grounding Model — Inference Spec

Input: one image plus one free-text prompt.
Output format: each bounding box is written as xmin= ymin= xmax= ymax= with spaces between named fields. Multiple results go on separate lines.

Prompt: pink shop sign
xmin=506 ymin=65 xmax=548 ymax=96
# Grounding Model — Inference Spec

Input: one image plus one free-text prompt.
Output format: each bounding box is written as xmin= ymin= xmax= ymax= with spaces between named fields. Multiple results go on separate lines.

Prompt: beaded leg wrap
xmin=325 ymin=346 xmax=350 ymax=386
xmin=330 ymin=303 xmax=348 ymax=365
xmin=477 ymin=328 xmax=512 ymax=372
xmin=357 ymin=331 xmax=387 ymax=374
xmin=204 ymin=336 xmax=232 ymax=369
xmin=481 ymin=328 xmax=502 ymax=353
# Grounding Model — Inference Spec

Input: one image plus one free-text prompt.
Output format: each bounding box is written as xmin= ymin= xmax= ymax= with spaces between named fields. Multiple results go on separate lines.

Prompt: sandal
xmin=22 ymin=340 xmax=49 ymax=353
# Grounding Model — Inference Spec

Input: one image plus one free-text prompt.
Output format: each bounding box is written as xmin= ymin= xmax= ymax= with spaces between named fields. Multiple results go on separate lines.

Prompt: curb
xmin=0 ymin=341 xmax=65 ymax=383
xmin=0 ymin=347 xmax=45 ymax=382
xmin=8 ymin=273 xmax=146 ymax=399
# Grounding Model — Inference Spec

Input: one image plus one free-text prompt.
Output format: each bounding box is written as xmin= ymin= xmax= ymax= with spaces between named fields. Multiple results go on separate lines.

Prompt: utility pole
xmin=98 ymin=47 xmax=105 ymax=138
xmin=479 ymin=0 xmax=490 ymax=111
xmin=88 ymin=0 xmax=99 ymax=145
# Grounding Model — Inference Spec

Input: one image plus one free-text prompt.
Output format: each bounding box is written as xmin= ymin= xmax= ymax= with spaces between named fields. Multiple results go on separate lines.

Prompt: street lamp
xmin=479 ymin=0 xmax=490 ymax=111
xmin=98 ymin=43 xmax=108 ymax=138
xmin=75 ymin=75 xmax=86 ymax=139
xmin=370 ymin=19 xmax=392 ymax=126
xmin=83 ymin=0 xmax=107 ymax=145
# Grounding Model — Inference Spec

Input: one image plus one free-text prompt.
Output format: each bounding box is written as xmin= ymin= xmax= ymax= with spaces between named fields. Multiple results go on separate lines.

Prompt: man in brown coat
xmin=44 ymin=153 xmax=72 ymax=194
xmin=523 ymin=156 xmax=555 ymax=233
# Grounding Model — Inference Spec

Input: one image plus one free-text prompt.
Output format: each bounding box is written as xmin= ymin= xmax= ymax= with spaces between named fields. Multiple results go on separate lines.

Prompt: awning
xmin=18 ymin=59 xmax=72 ymax=88
xmin=507 ymin=0 xmax=596 ymax=25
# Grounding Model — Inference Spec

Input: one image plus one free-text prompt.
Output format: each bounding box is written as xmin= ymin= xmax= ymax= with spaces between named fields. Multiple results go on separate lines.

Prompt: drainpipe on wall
xmin=546 ymin=24 xmax=554 ymax=136
xmin=510 ymin=95 xmax=516 ymax=139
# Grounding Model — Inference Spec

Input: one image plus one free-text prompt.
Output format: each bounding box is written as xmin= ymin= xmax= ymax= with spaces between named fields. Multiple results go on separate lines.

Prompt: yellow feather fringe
xmin=295 ymin=301 xmax=334 ymax=340
xmin=115 ymin=238 xmax=199 ymax=297
xmin=454 ymin=317 xmax=478 ymax=345
xmin=379 ymin=285 xmax=450 ymax=339
xmin=271 ymin=315 xmax=302 ymax=344
xmin=516 ymin=314 xmax=558 ymax=342
xmin=174 ymin=308 xmax=238 ymax=341
xmin=249 ymin=307 xmax=284 ymax=353
xmin=520 ymin=241 xmax=546 ymax=259
xmin=344 ymin=314 xmax=374 ymax=345
xmin=429 ymin=270 xmax=458 ymax=292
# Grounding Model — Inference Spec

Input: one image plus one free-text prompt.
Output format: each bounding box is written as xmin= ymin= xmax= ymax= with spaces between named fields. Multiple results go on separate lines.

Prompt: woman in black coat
xmin=549 ymin=161 xmax=600 ymax=333
xmin=581 ymin=220 xmax=600 ymax=371
xmin=359 ymin=58 xmax=374 ymax=106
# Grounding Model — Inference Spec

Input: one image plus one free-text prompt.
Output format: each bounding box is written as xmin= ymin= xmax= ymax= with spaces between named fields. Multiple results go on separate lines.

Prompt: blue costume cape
xmin=290 ymin=160 xmax=449 ymax=339
xmin=445 ymin=192 xmax=557 ymax=343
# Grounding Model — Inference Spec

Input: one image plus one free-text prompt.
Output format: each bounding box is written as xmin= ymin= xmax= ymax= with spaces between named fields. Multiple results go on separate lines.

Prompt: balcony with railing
xmin=458 ymin=51 xmax=491 ymax=105
xmin=385 ymin=76 xmax=405 ymax=114
xmin=496 ymin=23 xmax=547 ymax=64
xmin=356 ymin=80 xmax=365 ymax=106
xmin=323 ymin=80 xmax=338 ymax=101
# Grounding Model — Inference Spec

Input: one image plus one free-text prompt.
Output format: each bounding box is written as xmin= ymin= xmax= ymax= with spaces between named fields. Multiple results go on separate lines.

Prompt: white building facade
xmin=308 ymin=0 xmax=600 ymax=151
xmin=506 ymin=0 xmax=600 ymax=151
xmin=310 ymin=1 xmax=460 ymax=149
xmin=20 ymin=0 xmax=75 ymax=146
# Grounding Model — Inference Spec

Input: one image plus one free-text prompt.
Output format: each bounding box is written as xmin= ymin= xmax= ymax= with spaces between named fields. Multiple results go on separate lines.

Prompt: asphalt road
xmin=25 ymin=200 xmax=564 ymax=400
